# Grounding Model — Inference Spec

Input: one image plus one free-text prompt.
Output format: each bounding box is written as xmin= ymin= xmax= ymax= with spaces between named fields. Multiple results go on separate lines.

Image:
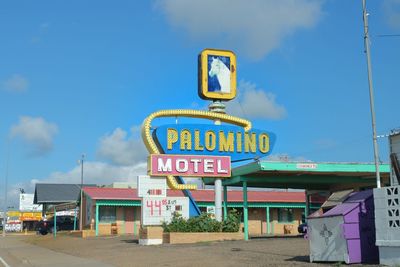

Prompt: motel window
xmin=99 ymin=206 xmax=116 ymax=223
xmin=277 ymin=208 xmax=293 ymax=223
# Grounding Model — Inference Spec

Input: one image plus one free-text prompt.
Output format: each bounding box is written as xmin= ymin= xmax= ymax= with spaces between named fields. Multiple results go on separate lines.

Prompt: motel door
xmin=125 ymin=208 xmax=135 ymax=234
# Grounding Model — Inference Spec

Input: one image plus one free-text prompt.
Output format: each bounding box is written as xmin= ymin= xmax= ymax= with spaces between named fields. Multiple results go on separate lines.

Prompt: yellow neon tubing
xmin=141 ymin=109 xmax=252 ymax=190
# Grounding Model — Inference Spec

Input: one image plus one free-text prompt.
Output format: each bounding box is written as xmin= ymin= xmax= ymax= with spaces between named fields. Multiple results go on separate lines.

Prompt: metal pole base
xmin=208 ymin=101 xmax=226 ymax=114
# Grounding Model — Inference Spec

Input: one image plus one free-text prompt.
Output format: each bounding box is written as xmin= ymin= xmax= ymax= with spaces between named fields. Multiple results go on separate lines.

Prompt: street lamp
xmin=78 ymin=154 xmax=85 ymax=231
xmin=2 ymin=137 xmax=10 ymax=237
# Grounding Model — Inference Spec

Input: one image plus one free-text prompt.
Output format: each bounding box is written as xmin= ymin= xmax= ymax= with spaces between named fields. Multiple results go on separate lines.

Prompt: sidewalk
xmin=0 ymin=236 xmax=113 ymax=267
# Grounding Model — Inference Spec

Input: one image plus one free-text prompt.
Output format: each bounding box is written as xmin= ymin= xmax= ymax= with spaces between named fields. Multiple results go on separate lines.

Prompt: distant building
xmin=107 ymin=182 xmax=137 ymax=189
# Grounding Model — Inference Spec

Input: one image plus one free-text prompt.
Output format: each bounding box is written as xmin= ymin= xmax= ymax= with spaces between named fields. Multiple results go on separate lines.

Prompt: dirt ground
xmin=22 ymin=234 xmax=378 ymax=267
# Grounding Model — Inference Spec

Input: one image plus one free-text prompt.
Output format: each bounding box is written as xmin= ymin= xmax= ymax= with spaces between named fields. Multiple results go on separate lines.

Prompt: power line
xmin=375 ymin=34 xmax=400 ymax=37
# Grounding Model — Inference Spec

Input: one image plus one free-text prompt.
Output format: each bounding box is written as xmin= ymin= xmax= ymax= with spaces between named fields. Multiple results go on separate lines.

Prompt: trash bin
xmin=308 ymin=190 xmax=378 ymax=264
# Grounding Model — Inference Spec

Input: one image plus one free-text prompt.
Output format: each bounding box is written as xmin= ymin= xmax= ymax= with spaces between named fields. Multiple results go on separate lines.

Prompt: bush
xmin=222 ymin=209 xmax=241 ymax=232
xmin=162 ymin=209 xmax=241 ymax=233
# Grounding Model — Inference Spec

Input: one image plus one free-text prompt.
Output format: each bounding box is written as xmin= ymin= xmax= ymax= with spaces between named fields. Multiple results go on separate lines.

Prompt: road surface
xmin=0 ymin=235 xmax=112 ymax=267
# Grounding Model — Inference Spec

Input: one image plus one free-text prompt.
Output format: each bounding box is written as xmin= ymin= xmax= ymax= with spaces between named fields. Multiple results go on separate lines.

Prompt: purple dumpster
xmin=308 ymin=190 xmax=378 ymax=264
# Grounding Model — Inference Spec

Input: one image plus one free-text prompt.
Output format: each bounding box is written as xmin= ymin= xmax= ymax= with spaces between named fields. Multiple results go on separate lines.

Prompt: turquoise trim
xmin=223 ymin=186 xmax=228 ymax=220
xmin=95 ymin=204 xmax=99 ymax=236
xmin=197 ymin=201 xmax=320 ymax=209
xmin=234 ymin=161 xmax=390 ymax=176
xmin=73 ymin=207 xmax=77 ymax=231
xmin=243 ymin=181 xmax=248 ymax=241
xmin=96 ymin=199 xmax=314 ymax=209
xmin=96 ymin=200 xmax=141 ymax=206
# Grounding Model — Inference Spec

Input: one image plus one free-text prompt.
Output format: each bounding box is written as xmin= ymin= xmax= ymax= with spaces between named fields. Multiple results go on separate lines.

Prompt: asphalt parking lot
xmin=1 ymin=234 xmax=380 ymax=267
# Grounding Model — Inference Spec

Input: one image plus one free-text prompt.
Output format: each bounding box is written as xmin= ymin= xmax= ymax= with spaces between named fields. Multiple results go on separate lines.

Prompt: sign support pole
xmin=210 ymin=100 xmax=225 ymax=222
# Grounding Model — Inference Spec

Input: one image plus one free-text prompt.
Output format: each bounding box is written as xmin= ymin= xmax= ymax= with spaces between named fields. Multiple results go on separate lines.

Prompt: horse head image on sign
xmin=198 ymin=49 xmax=236 ymax=101
xmin=208 ymin=56 xmax=231 ymax=93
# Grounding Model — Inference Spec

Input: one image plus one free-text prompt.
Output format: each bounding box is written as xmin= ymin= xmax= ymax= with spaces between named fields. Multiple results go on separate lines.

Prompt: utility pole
xmin=79 ymin=154 xmax=84 ymax=231
xmin=2 ymin=138 xmax=10 ymax=237
xmin=362 ymin=0 xmax=381 ymax=188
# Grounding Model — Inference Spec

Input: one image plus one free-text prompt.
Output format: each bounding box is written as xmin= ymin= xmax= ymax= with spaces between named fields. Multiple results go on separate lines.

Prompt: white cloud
xmin=97 ymin=126 xmax=148 ymax=166
xmin=157 ymin=0 xmax=322 ymax=60
xmin=2 ymin=74 xmax=29 ymax=93
xmin=383 ymin=0 xmax=400 ymax=29
xmin=41 ymin=161 xmax=147 ymax=185
xmin=2 ymin=161 xmax=148 ymax=209
xmin=10 ymin=116 xmax=58 ymax=156
xmin=226 ymin=80 xmax=287 ymax=120
xmin=1 ymin=180 xmax=38 ymax=210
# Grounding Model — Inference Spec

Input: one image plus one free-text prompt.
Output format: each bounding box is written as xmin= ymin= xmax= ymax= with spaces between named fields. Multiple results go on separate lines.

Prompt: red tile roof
xmin=83 ymin=187 xmax=139 ymax=200
xmin=83 ymin=187 xmax=309 ymax=203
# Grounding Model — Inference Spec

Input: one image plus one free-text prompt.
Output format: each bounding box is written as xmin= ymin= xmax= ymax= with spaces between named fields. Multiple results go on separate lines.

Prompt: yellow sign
xmin=20 ymin=212 xmax=42 ymax=221
xmin=7 ymin=211 xmax=21 ymax=217
xmin=198 ymin=49 xmax=237 ymax=101
xmin=141 ymin=109 xmax=251 ymax=190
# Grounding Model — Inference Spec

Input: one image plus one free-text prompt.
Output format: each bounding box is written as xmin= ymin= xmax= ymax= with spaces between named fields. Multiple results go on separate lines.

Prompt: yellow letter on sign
xmin=167 ymin=128 xmax=178 ymax=150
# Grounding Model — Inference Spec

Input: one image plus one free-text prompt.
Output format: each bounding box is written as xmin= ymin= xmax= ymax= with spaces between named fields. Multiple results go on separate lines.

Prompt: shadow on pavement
xmin=285 ymin=255 xmax=310 ymax=263
xmin=250 ymin=235 xmax=304 ymax=240
xmin=121 ymin=239 xmax=139 ymax=244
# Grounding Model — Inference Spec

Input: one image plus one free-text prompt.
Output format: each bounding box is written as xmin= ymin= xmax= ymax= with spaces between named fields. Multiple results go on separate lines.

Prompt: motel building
xmin=81 ymin=186 xmax=322 ymax=237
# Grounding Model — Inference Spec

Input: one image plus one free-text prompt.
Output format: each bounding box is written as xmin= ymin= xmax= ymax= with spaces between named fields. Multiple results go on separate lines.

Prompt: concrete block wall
xmin=374 ymin=186 xmax=400 ymax=237
xmin=374 ymin=185 xmax=400 ymax=265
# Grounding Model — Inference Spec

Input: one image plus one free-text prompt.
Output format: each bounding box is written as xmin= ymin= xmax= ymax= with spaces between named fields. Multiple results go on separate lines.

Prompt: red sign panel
xmin=149 ymin=154 xmax=231 ymax=178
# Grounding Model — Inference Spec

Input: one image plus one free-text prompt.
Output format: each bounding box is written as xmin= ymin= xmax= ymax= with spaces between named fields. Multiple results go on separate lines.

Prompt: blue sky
xmin=1 ymin=0 xmax=400 ymax=207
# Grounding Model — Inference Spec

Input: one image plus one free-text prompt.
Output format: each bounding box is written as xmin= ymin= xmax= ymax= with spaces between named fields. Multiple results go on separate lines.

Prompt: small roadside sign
xmin=141 ymin=197 xmax=189 ymax=226
xmin=137 ymin=175 xmax=167 ymax=198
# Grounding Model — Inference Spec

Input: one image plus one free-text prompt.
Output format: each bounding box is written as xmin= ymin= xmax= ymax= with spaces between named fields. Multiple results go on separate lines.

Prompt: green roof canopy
xmin=203 ymin=161 xmax=390 ymax=191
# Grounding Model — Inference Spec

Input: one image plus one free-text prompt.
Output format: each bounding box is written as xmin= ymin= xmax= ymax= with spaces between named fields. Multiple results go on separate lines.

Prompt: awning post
xmin=243 ymin=181 xmax=248 ymax=241
xmin=223 ymin=185 xmax=228 ymax=220
xmin=53 ymin=207 xmax=57 ymax=238
xmin=95 ymin=203 xmax=99 ymax=236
